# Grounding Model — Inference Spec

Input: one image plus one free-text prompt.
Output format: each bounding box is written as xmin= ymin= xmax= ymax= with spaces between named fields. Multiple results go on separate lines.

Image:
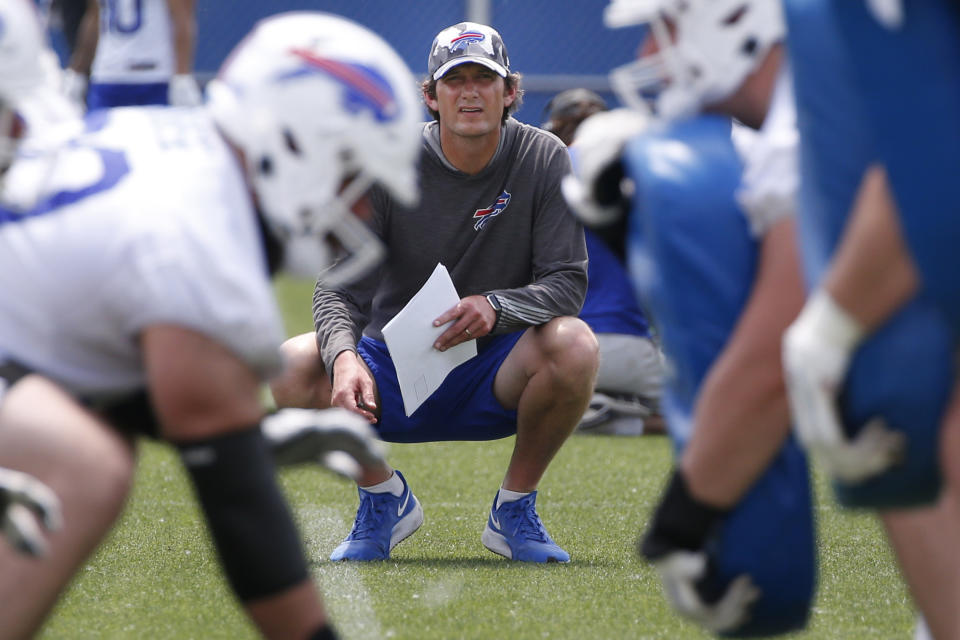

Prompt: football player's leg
xmin=494 ymin=317 xmax=599 ymax=491
xmin=880 ymin=494 xmax=960 ymax=640
xmin=271 ymin=332 xmax=333 ymax=411
xmin=0 ymin=375 xmax=135 ymax=638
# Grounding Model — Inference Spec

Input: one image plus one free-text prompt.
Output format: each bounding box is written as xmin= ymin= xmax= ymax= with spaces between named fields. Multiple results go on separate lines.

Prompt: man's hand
xmin=262 ymin=408 xmax=386 ymax=480
xmin=640 ymin=470 xmax=758 ymax=633
xmin=331 ymin=351 xmax=378 ymax=423
xmin=432 ymin=295 xmax=496 ymax=352
xmin=782 ymin=290 xmax=904 ymax=483
xmin=0 ymin=467 xmax=62 ymax=557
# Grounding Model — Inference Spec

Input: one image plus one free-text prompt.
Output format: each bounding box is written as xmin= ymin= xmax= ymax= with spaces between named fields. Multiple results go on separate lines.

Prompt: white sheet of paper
xmin=382 ymin=263 xmax=477 ymax=417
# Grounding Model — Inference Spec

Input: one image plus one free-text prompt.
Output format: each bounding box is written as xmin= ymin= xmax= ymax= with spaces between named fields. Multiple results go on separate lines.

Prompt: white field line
xmin=296 ymin=505 xmax=384 ymax=640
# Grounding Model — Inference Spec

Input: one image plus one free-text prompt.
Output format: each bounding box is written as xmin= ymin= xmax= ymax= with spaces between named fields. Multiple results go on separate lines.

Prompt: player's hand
xmin=0 ymin=467 xmax=62 ymax=557
xmin=650 ymin=551 xmax=760 ymax=633
xmin=561 ymin=108 xmax=651 ymax=227
xmin=330 ymin=351 xmax=378 ymax=423
xmin=432 ymin=295 xmax=495 ymax=352
xmin=639 ymin=469 xmax=758 ymax=633
xmin=168 ymin=74 xmax=203 ymax=107
xmin=782 ymin=291 xmax=904 ymax=483
xmin=60 ymin=68 xmax=88 ymax=113
xmin=262 ymin=407 xmax=385 ymax=480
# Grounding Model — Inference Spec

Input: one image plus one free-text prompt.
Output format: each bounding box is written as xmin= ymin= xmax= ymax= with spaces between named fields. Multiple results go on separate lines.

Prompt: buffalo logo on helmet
xmin=472 ymin=190 xmax=511 ymax=231
xmin=280 ymin=48 xmax=400 ymax=123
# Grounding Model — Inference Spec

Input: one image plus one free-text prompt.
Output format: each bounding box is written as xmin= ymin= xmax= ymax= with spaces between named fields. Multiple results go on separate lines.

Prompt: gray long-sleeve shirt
xmin=313 ymin=118 xmax=588 ymax=373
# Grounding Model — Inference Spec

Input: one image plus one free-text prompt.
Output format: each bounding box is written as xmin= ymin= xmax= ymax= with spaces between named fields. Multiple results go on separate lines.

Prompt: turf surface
xmin=37 ymin=277 xmax=916 ymax=639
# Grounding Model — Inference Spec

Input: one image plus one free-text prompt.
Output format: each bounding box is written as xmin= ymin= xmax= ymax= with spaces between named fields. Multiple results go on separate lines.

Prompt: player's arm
xmin=638 ymin=217 xmax=802 ymax=632
xmin=62 ymin=0 xmax=98 ymax=108
xmin=485 ymin=147 xmax=589 ymax=335
xmin=783 ymin=165 xmax=911 ymax=482
xmin=165 ymin=0 xmax=201 ymax=106
xmin=680 ymin=216 xmax=804 ymax=506
xmin=143 ymin=324 xmax=332 ymax=639
xmin=66 ymin=0 xmax=98 ymax=74
xmin=165 ymin=0 xmax=195 ymax=76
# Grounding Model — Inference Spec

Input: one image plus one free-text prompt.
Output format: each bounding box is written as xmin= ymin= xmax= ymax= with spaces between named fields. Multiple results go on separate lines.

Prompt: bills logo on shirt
xmin=473 ymin=190 xmax=511 ymax=231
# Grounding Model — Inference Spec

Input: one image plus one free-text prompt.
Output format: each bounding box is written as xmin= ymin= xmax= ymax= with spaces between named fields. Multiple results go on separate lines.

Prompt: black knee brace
xmin=175 ymin=426 xmax=308 ymax=601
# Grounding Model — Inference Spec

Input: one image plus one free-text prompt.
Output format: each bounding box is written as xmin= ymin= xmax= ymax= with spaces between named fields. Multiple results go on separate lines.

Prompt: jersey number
xmin=102 ymin=0 xmax=143 ymax=34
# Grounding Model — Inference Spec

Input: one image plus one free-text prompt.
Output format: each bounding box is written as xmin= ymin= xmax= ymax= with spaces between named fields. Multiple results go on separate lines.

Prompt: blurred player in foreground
xmin=584 ymin=0 xmax=955 ymax=633
xmin=273 ymin=21 xmax=597 ymax=564
xmin=781 ymin=1 xmax=960 ymax=638
xmin=0 ymin=0 xmax=79 ymax=559
xmin=63 ymin=0 xmax=201 ymax=110
xmin=0 ymin=10 xmax=420 ymax=638
xmin=572 ymin=0 xmax=814 ymax=633
xmin=544 ymin=89 xmax=666 ymax=436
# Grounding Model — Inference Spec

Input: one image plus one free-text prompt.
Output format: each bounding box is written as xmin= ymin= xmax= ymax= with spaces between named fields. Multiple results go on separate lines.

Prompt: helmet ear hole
xmin=283 ymin=129 xmax=302 ymax=155
xmin=258 ymin=156 xmax=274 ymax=176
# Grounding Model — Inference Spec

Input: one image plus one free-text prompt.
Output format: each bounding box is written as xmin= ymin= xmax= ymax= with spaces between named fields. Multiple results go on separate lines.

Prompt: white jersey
xmin=730 ymin=66 xmax=799 ymax=238
xmin=91 ymin=0 xmax=174 ymax=83
xmin=0 ymin=107 xmax=285 ymax=403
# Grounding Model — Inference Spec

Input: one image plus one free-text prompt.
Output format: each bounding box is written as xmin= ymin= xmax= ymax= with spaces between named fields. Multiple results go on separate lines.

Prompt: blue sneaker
xmin=481 ymin=491 xmax=570 ymax=563
xmin=330 ymin=470 xmax=423 ymax=561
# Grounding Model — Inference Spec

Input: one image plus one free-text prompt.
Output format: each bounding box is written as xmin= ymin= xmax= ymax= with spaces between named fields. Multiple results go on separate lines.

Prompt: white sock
xmin=496 ymin=487 xmax=531 ymax=509
xmin=362 ymin=471 xmax=404 ymax=497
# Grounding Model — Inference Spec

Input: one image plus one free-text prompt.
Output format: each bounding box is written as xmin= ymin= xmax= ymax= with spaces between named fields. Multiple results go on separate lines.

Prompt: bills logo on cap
xmin=450 ymin=31 xmax=485 ymax=51
xmin=473 ymin=190 xmax=511 ymax=231
xmin=281 ymin=48 xmax=399 ymax=123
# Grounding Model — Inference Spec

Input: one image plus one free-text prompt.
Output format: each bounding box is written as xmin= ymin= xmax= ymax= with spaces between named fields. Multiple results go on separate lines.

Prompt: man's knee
xmin=271 ymin=332 xmax=330 ymax=409
xmin=539 ymin=317 xmax=600 ymax=386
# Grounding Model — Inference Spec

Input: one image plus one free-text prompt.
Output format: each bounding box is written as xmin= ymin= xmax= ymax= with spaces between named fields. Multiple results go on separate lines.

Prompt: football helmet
xmin=206 ymin=12 xmax=422 ymax=284
xmin=604 ymin=0 xmax=784 ymax=121
xmin=0 ymin=0 xmax=81 ymax=173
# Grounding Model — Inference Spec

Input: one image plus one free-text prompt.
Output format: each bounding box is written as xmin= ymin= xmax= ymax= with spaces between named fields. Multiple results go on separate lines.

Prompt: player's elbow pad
xmin=175 ymin=426 xmax=308 ymax=601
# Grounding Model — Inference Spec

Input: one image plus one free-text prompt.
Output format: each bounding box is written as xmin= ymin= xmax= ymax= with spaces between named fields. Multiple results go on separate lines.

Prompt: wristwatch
xmin=486 ymin=293 xmax=502 ymax=321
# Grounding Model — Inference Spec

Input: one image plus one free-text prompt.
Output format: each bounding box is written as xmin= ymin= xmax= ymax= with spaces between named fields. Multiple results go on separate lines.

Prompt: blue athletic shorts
xmin=87 ymin=82 xmax=169 ymax=111
xmin=357 ymin=332 xmax=523 ymax=443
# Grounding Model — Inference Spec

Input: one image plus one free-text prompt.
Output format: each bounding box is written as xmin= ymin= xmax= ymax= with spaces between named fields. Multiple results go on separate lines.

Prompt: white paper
xmin=382 ymin=263 xmax=478 ymax=416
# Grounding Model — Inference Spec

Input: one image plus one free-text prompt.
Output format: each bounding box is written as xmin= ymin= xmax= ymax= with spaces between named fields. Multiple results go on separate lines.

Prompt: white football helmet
xmin=206 ymin=12 xmax=422 ymax=284
xmin=604 ymin=0 xmax=784 ymax=121
xmin=0 ymin=0 xmax=81 ymax=172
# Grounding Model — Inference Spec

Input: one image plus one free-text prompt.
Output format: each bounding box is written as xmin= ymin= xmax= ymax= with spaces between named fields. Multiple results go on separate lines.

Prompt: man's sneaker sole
xmin=481 ymin=524 xmax=513 ymax=559
xmin=481 ymin=523 xmax=569 ymax=563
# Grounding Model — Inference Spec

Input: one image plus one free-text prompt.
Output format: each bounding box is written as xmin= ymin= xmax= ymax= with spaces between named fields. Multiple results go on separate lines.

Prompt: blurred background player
xmin=62 ymin=0 xmax=201 ymax=110
xmin=544 ymin=89 xmax=666 ymax=436
xmin=781 ymin=1 xmax=960 ymax=638
xmin=0 ymin=10 xmax=421 ymax=638
xmin=272 ymin=21 xmax=598 ymax=564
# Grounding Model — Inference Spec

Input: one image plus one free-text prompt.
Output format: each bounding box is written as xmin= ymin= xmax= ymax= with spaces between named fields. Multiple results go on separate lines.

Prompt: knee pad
xmin=706 ymin=441 xmax=816 ymax=637
xmin=835 ymin=300 xmax=954 ymax=508
xmin=176 ymin=426 xmax=308 ymax=601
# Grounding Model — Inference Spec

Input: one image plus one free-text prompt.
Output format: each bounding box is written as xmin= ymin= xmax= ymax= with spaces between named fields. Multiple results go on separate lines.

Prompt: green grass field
xmin=38 ymin=278 xmax=916 ymax=639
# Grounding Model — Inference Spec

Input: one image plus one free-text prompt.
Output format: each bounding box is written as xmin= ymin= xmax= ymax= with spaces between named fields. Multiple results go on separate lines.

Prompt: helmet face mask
xmin=207 ymin=11 xmax=421 ymax=283
xmin=605 ymin=0 xmax=784 ymax=120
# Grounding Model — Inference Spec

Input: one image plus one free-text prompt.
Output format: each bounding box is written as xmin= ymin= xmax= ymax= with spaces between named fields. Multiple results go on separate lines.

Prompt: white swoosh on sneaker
xmin=397 ymin=490 xmax=410 ymax=517
xmin=490 ymin=513 xmax=501 ymax=530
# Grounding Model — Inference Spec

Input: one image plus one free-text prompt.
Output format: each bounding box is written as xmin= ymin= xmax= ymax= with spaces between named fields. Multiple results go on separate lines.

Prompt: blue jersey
xmin=578 ymin=228 xmax=651 ymax=337
xmin=621 ymin=115 xmax=814 ymax=636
